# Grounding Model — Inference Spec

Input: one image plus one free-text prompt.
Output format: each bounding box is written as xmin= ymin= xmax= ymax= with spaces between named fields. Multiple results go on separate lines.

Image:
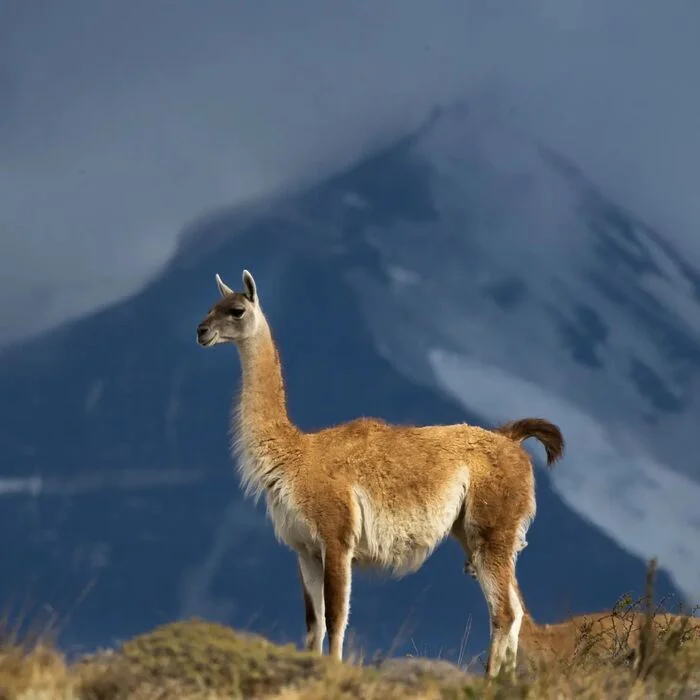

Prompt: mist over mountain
xmin=1 ymin=104 xmax=696 ymax=659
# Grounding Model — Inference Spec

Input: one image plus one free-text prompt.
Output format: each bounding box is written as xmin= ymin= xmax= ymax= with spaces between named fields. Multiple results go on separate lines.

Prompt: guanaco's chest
xmin=264 ymin=489 xmax=319 ymax=552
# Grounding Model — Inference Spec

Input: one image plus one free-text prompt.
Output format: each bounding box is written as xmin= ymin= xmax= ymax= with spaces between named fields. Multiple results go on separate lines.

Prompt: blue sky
xmin=2 ymin=0 xmax=700 ymax=345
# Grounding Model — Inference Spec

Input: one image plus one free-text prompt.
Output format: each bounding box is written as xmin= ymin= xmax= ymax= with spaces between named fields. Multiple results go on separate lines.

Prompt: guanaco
xmin=462 ymin=566 xmax=700 ymax=669
xmin=520 ymin=609 xmax=699 ymax=667
xmin=196 ymin=269 xmax=565 ymax=677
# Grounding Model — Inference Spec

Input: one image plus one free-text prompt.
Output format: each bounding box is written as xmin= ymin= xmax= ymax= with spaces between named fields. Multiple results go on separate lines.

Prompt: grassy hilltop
xmin=1 ymin=564 xmax=698 ymax=699
xmin=0 ymin=614 xmax=698 ymax=699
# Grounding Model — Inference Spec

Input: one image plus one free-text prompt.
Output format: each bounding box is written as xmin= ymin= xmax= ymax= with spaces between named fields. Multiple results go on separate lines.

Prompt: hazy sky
xmin=2 ymin=1 xmax=700 ymax=345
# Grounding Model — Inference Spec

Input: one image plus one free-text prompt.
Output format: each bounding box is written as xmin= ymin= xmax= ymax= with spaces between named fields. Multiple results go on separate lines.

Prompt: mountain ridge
xmin=0 ymin=103 xmax=690 ymax=656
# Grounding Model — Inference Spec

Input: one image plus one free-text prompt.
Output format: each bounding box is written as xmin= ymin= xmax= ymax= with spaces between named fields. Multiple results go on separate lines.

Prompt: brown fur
xmin=517 ymin=606 xmax=700 ymax=668
xmin=495 ymin=418 xmax=565 ymax=466
xmin=196 ymin=269 xmax=565 ymax=677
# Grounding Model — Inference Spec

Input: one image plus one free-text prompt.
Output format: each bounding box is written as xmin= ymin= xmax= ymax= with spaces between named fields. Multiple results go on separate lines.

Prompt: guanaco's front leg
xmin=323 ymin=545 xmax=353 ymax=661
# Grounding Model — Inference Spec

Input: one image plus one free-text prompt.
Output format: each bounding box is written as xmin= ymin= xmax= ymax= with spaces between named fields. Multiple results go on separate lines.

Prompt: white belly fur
xmin=256 ymin=467 xmax=469 ymax=576
xmin=352 ymin=472 xmax=469 ymax=577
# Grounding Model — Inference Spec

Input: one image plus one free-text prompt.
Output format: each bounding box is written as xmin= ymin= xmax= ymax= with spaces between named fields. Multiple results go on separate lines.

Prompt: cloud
xmin=2 ymin=1 xmax=700 ymax=344
xmin=0 ymin=467 xmax=208 ymax=497
xmin=338 ymin=122 xmax=700 ymax=604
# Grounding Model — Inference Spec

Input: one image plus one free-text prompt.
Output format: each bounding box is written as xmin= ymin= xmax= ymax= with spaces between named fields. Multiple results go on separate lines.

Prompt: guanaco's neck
xmin=519 ymin=609 xmax=538 ymax=639
xmin=514 ymin=592 xmax=551 ymax=651
xmin=235 ymin=315 xmax=297 ymax=442
xmin=518 ymin=612 xmax=574 ymax=658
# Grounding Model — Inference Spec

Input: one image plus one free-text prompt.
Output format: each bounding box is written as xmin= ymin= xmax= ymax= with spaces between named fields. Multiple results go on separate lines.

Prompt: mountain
xmin=1 ymin=103 xmax=696 ymax=660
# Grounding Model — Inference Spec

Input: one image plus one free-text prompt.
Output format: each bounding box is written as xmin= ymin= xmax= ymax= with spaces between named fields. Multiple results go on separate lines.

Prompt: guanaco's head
xmin=196 ymin=269 xmax=262 ymax=347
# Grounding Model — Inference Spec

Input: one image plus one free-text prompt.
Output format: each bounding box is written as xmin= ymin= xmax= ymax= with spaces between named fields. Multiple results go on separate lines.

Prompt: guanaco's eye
xmin=228 ymin=306 xmax=245 ymax=318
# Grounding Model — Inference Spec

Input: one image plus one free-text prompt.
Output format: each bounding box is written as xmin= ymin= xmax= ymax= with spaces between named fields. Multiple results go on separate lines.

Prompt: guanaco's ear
xmin=242 ymin=269 xmax=257 ymax=303
xmin=215 ymin=273 xmax=234 ymax=297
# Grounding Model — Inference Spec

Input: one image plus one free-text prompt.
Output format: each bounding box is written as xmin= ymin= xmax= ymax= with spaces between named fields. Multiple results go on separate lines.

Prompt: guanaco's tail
xmin=495 ymin=418 xmax=565 ymax=467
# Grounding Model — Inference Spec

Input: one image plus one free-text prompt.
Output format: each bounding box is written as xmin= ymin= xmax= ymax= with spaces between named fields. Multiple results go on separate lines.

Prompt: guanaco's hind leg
xmin=463 ymin=558 xmax=478 ymax=579
xmin=453 ymin=522 xmax=524 ymax=677
xmin=473 ymin=539 xmax=524 ymax=677
xmin=297 ymin=550 xmax=326 ymax=654
xmin=464 ymin=536 xmax=528 ymax=580
xmin=298 ymin=563 xmax=315 ymax=644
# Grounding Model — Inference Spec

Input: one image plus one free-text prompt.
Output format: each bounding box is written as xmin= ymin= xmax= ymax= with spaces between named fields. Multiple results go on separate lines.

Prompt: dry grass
xmin=0 ymin=620 xmax=478 ymax=700
xmin=0 ymin=561 xmax=698 ymax=699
